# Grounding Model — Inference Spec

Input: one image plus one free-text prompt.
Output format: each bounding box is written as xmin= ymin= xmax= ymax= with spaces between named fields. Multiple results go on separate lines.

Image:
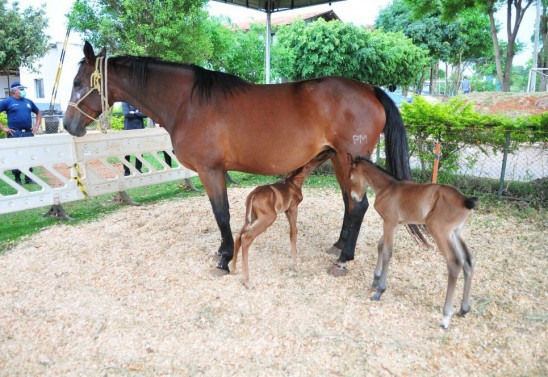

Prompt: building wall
xmin=19 ymin=41 xmax=84 ymax=112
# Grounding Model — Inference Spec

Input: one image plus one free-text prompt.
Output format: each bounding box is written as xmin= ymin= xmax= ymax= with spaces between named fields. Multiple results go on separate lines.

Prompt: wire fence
xmin=404 ymin=126 xmax=547 ymax=206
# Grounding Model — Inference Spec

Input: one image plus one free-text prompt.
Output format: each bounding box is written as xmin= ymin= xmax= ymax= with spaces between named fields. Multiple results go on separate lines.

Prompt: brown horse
xmin=349 ymin=156 xmax=478 ymax=329
xmin=63 ymin=42 xmax=416 ymax=275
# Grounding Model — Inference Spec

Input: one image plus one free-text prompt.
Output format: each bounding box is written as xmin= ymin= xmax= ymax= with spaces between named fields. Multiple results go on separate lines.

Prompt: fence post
xmin=432 ymin=143 xmax=441 ymax=183
xmin=497 ymin=131 xmax=511 ymax=198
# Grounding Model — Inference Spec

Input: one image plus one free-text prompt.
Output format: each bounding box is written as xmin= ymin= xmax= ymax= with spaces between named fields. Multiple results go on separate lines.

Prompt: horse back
xmin=175 ymin=77 xmax=386 ymax=175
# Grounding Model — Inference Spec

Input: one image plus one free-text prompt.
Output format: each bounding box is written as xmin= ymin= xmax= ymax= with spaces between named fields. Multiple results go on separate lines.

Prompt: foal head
xmin=348 ymin=156 xmax=373 ymax=203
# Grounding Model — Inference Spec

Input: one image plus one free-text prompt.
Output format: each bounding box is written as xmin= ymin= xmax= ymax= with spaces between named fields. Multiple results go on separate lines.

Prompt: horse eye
xmin=73 ymin=80 xmax=81 ymax=88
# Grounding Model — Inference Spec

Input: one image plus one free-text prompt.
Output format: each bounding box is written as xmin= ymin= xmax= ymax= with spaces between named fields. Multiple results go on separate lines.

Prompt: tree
xmin=0 ymin=0 xmax=49 ymax=74
xmin=404 ymin=0 xmax=535 ymax=92
xmin=376 ymin=0 xmax=492 ymax=95
xmin=274 ymin=19 xmax=428 ymax=86
xmin=67 ymin=0 xmax=211 ymax=63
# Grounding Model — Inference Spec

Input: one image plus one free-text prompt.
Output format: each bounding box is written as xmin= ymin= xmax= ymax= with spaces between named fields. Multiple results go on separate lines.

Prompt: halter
xmin=67 ymin=56 xmax=112 ymax=133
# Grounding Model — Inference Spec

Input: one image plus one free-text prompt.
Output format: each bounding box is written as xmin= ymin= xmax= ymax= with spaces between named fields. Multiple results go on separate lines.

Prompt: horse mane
xmin=106 ymin=56 xmax=250 ymax=102
xmin=354 ymin=156 xmax=403 ymax=182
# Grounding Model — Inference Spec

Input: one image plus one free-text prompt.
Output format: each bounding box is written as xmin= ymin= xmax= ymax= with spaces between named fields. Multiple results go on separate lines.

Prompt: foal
xmin=349 ymin=156 xmax=478 ymax=329
xmin=231 ymin=150 xmax=333 ymax=289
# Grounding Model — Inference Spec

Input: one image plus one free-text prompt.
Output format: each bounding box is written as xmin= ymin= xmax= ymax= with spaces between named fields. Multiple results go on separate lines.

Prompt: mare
xmin=63 ymin=42 xmax=417 ymax=275
xmin=348 ymin=156 xmax=478 ymax=329
xmin=231 ymin=149 xmax=335 ymax=288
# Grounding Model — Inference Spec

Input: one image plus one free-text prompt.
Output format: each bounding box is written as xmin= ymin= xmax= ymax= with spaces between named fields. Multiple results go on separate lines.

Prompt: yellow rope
xmin=71 ymin=163 xmax=89 ymax=198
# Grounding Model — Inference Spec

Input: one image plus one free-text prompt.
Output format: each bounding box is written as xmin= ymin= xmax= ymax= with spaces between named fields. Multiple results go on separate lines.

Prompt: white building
xmin=18 ymin=41 xmax=84 ymax=113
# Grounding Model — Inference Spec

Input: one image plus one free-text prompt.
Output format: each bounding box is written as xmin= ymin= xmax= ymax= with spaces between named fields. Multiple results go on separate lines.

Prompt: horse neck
xmin=361 ymin=162 xmax=397 ymax=195
xmin=108 ymin=58 xmax=194 ymax=129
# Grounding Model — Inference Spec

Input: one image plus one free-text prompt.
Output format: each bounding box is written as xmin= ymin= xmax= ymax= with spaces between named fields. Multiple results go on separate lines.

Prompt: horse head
xmin=63 ymin=42 xmax=106 ymax=137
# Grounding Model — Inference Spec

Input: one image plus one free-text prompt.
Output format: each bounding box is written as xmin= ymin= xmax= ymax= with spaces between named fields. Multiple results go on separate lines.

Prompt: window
xmin=35 ymin=79 xmax=44 ymax=98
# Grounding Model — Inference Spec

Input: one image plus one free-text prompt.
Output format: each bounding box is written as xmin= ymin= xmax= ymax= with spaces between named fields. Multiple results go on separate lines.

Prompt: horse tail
xmin=373 ymin=86 xmax=411 ymax=180
xmin=464 ymin=197 xmax=479 ymax=210
xmin=373 ymin=86 xmax=430 ymax=245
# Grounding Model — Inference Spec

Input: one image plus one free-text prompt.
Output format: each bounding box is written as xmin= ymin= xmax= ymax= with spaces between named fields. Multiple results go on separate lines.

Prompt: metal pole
xmin=498 ymin=131 xmax=511 ymax=198
xmin=530 ymin=0 xmax=541 ymax=92
xmin=432 ymin=143 xmax=441 ymax=183
xmin=265 ymin=10 xmax=272 ymax=84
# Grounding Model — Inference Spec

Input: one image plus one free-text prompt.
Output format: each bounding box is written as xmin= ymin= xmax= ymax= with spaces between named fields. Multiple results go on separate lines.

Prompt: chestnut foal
xmin=349 ymin=156 xmax=478 ymax=329
xmin=231 ymin=150 xmax=334 ymax=288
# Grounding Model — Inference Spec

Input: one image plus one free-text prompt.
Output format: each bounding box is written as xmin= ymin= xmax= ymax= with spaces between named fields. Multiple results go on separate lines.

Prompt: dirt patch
xmin=0 ymin=187 xmax=546 ymax=375
xmin=463 ymin=92 xmax=548 ymax=117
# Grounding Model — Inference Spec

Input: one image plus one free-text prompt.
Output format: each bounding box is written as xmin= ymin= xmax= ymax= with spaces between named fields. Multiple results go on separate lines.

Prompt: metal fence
xmin=403 ymin=127 xmax=547 ymax=205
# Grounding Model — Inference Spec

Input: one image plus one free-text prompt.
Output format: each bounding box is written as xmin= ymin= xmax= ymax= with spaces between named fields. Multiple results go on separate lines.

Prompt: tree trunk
xmin=540 ymin=8 xmax=548 ymax=91
xmin=488 ymin=0 xmax=534 ymax=92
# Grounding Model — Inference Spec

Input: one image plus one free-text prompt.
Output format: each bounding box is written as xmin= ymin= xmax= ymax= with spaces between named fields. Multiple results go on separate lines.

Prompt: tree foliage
xmin=402 ymin=0 xmax=535 ymax=92
xmin=274 ymin=19 xmax=428 ymax=86
xmin=67 ymin=0 xmax=211 ymax=63
xmin=376 ymin=0 xmax=492 ymax=93
xmin=0 ymin=0 xmax=49 ymax=73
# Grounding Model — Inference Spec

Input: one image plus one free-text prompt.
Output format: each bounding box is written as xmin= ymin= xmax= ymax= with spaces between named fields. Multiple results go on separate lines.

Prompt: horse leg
xmin=197 ymin=168 xmax=233 ymax=274
xmin=371 ymin=222 xmax=396 ymax=301
xmin=455 ymin=229 xmax=474 ymax=317
xmin=326 ymin=193 xmax=350 ymax=256
xmin=327 ymin=156 xmax=369 ymax=276
xmin=285 ymin=205 xmax=299 ymax=270
xmin=431 ymin=228 xmax=461 ymax=329
xmin=372 ymin=237 xmax=384 ymax=288
xmin=328 ymin=193 xmax=368 ymax=277
xmin=230 ymin=230 xmax=243 ymax=273
xmin=239 ymin=215 xmax=276 ymax=289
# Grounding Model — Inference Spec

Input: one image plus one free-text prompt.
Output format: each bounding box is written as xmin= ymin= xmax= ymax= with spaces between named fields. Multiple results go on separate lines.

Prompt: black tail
xmin=373 ymin=86 xmax=411 ymax=180
xmin=374 ymin=86 xmax=430 ymax=247
xmin=464 ymin=197 xmax=479 ymax=210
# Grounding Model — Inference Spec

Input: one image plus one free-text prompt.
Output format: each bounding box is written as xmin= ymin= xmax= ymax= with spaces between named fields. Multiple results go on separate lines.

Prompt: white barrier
xmin=0 ymin=128 xmax=198 ymax=215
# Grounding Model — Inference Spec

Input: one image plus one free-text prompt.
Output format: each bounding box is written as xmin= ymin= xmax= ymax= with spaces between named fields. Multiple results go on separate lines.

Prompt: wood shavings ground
xmin=0 ymin=187 xmax=546 ymax=376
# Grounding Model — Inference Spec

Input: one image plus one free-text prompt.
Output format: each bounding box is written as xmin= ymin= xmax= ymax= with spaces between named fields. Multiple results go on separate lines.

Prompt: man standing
xmin=0 ymin=82 xmax=42 ymax=184
xmin=460 ymin=76 xmax=471 ymax=94
xmin=121 ymin=102 xmax=146 ymax=176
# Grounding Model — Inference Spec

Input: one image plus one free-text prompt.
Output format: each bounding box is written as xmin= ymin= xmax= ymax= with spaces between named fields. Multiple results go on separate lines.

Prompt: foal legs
xmin=454 ymin=228 xmax=474 ymax=317
xmin=371 ymin=222 xmax=396 ymax=301
xmin=284 ymin=205 xmax=299 ymax=270
xmin=236 ymin=214 xmax=277 ymax=289
xmin=430 ymin=228 xmax=463 ymax=330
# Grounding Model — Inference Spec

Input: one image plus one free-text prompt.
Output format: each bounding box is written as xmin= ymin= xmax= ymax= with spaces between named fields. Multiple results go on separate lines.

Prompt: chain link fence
xmin=405 ymin=126 xmax=547 ymax=206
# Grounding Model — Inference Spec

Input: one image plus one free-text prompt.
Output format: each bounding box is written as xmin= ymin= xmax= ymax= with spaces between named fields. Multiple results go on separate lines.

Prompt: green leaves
xmin=274 ymin=19 xmax=428 ymax=86
xmin=0 ymin=0 xmax=49 ymax=72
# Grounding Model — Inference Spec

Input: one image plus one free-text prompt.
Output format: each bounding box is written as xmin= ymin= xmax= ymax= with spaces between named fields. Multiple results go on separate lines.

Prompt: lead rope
xmin=67 ymin=56 xmax=111 ymax=133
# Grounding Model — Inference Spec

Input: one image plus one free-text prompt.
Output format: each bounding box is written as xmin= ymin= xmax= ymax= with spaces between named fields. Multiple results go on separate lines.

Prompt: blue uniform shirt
xmin=0 ymin=96 xmax=40 ymax=131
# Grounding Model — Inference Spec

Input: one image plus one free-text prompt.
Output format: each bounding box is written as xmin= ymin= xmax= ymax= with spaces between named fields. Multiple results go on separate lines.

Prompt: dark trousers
xmin=8 ymin=130 xmax=34 ymax=183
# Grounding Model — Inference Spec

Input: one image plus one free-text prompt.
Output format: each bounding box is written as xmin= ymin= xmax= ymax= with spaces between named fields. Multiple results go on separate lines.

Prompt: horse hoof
xmin=244 ymin=282 xmax=255 ymax=290
xmin=456 ymin=308 xmax=470 ymax=317
xmin=325 ymin=245 xmax=341 ymax=256
xmin=370 ymin=293 xmax=381 ymax=301
xmin=210 ymin=267 xmax=229 ymax=277
xmin=327 ymin=263 xmax=348 ymax=277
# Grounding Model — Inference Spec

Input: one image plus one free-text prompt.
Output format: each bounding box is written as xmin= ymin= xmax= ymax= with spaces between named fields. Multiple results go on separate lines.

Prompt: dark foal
xmin=349 ymin=157 xmax=478 ymax=329
xmin=231 ymin=151 xmax=333 ymax=288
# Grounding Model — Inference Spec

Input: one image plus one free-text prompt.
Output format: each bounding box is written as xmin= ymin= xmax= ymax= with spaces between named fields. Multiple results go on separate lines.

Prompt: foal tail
xmin=374 ymin=86 xmax=430 ymax=246
xmin=464 ymin=197 xmax=479 ymax=210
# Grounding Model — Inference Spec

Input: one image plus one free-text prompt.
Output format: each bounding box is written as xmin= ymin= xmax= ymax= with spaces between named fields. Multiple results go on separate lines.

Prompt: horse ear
xmin=97 ymin=47 xmax=107 ymax=58
xmin=83 ymin=41 xmax=96 ymax=64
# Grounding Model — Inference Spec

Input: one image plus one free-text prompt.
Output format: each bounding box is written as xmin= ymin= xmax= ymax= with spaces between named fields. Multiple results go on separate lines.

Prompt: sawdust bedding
xmin=0 ymin=187 xmax=546 ymax=376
